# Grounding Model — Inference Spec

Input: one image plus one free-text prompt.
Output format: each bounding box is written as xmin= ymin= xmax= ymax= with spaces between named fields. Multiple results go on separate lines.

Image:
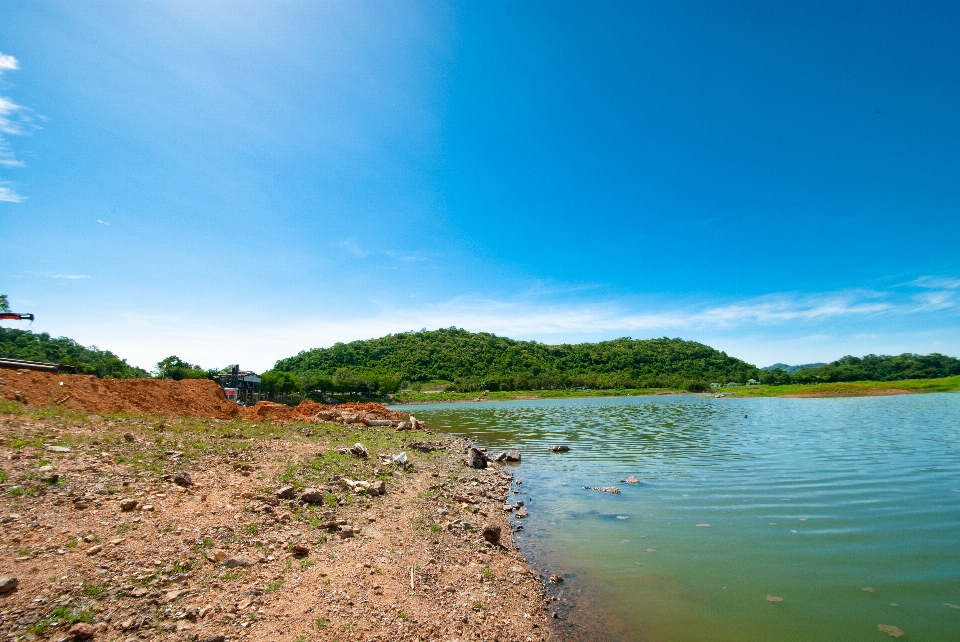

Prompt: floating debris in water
xmin=635 ymin=562 xmax=642 ymax=566
xmin=696 ymin=523 xmax=710 ymax=527
xmin=862 ymin=587 xmax=877 ymax=593
xmin=890 ymin=603 xmax=899 ymax=607
xmin=616 ymin=515 xmax=629 ymax=520
xmin=766 ymin=595 xmax=783 ymax=602
xmin=768 ymin=522 xmax=777 ymax=526
xmin=945 ymin=603 xmax=960 ymax=610
xmin=877 ymin=624 xmax=905 ymax=638
xmin=791 ymin=529 xmax=798 ymax=533
xmin=647 ymin=548 xmax=656 ymax=552
xmin=620 ymin=539 xmax=629 ymax=543
xmin=621 ymin=476 xmax=640 ymax=484
xmin=799 ymin=518 xmax=807 ymax=521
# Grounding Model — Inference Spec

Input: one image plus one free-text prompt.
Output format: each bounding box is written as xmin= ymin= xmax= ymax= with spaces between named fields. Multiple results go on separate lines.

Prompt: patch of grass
xmin=299 ymin=559 xmax=314 ymax=570
xmin=473 ymin=600 xmax=483 ymax=611
xmin=64 ymin=539 xmax=78 ymax=549
xmin=221 ymin=571 xmax=239 ymax=581
xmin=244 ymin=523 xmax=260 ymax=535
xmin=29 ymin=605 xmax=94 ymax=635
xmin=264 ymin=577 xmax=285 ymax=593
xmin=725 ymin=375 xmax=960 ymax=398
xmin=315 ymin=617 xmax=330 ymax=628
xmin=117 ymin=522 xmax=134 ymax=534
xmin=481 ymin=566 xmax=495 ymax=580
xmin=398 ymin=610 xmax=407 ymax=620
xmin=81 ymin=582 xmax=108 ymax=597
xmin=0 ymin=471 xmax=6 ymax=483
xmin=430 ymin=523 xmax=442 ymax=533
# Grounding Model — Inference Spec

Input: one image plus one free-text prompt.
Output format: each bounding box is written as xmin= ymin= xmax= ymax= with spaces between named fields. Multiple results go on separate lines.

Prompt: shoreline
xmin=0 ymin=394 xmax=552 ymax=640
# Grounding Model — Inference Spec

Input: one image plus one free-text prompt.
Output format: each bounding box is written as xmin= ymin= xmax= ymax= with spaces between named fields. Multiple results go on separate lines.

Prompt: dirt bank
xmin=0 ymin=403 xmax=551 ymax=641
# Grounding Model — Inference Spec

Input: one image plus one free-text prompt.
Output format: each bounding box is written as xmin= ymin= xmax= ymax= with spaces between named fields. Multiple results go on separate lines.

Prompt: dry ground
xmin=0 ymin=401 xmax=550 ymax=642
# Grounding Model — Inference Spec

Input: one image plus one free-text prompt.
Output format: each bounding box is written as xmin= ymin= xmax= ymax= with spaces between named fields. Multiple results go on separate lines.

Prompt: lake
xmin=394 ymin=394 xmax=960 ymax=641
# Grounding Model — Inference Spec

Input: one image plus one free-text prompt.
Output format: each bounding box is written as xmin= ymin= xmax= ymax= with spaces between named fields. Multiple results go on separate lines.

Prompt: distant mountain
xmin=762 ymin=362 xmax=826 ymax=373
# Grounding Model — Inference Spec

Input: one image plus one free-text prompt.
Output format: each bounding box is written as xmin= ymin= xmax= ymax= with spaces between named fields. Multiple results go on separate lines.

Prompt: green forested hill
xmin=762 ymin=353 xmax=960 ymax=385
xmin=0 ymin=328 xmax=149 ymax=378
xmin=270 ymin=328 xmax=761 ymax=393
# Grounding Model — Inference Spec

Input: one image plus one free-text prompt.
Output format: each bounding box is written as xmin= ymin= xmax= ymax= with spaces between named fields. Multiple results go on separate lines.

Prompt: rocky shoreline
xmin=0 ymin=405 xmax=552 ymax=641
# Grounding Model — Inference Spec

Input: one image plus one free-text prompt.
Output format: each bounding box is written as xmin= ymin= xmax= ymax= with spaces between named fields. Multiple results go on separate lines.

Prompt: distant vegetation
xmin=0 ymin=328 xmax=149 ymax=378
xmin=267 ymin=328 xmax=762 ymax=396
xmin=760 ymin=353 xmax=960 ymax=385
xmin=761 ymin=362 xmax=826 ymax=374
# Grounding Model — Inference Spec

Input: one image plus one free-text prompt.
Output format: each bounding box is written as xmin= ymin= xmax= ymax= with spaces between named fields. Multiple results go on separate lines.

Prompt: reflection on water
xmin=396 ymin=394 xmax=960 ymax=642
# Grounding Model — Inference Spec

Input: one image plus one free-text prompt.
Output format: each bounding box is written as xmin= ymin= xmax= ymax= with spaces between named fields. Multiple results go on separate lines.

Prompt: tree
xmin=155 ymin=356 xmax=208 ymax=380
xmin=0 ymin=294 xmax=9 ymax=313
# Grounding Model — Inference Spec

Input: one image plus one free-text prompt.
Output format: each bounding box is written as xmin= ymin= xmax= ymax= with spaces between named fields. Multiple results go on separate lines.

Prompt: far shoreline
xmin=387 ymin=375 xmax=960 ymax=405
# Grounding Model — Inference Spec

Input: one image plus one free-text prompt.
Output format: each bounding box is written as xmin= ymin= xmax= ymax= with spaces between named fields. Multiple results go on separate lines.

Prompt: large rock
xmin=172 ymin=472 xmax=192 ymax=487
xmin=350 ymin=443 xmax=369 ymax=458
xmin=68 ymin=622 xmax=95 ymax=638
xmin=224 ymin=555 xmax=256 ymax=568
xmin=466 ymin=447 xmax=487 ymax=469
xmin=275 ymin=485 xmax=296 ymax=499
xmin=370 ymin=480 xmax=386 ymax=496
xmin=0 ymin=576 xmax=17 ymax=593
xmin=481 ymin=525 xmax=501 ymax=544
xmin=549 ymin=445 xmax=570 ymax=453
xmin=299 ymin=487 xmax=325 ymax=504
xmin=505 ymin=450 xmax=521 ymax=462
xmin=119 ymin=498 xmax=138 ymax=512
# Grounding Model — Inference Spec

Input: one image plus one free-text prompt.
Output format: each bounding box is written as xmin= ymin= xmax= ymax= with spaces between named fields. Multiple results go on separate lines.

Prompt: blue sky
xmin=2 ymin=1 xmax=959 ymax=372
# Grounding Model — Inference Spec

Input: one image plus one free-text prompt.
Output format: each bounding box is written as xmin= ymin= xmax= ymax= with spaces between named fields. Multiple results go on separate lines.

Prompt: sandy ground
xmin=0 ymin=408 xmax=551 ymax=641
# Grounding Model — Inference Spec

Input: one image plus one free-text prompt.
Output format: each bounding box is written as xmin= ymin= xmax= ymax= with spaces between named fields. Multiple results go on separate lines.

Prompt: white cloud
xmin=50 ymin=274 xmax=91 ymax=280
xmin=337 ymin=239 xmax=369 ymax=257
xmin=0 ymin=185 xmax=25 ymax=202
xmin=0 ymin=53 xmax=18 ymax=72
xmin=97 ymin=219 xmax=109 ymax=226
xmin=910 ymin=275 xmax=960 ymax=290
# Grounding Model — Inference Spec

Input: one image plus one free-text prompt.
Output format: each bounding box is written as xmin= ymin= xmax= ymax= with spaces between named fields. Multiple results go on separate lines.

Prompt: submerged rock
xmin=583 ymin=486 xmax=621 ymax=494
xmin=549 ymin=445 xmax=570 ymax=453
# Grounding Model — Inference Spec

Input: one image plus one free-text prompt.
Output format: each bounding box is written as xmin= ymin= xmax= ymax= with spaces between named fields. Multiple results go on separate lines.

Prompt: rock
xmin=878 ymin=624 xmax=905 ymax=638
xmin=502 ymin=504 xmax=513 ymax=512
xmin=516 ymin=507 xmax=528 ymax=518
xmin=370 ymin=480 xmax=386 ymax=496
xmin=291 ymin=543 xmax=309 ymax=555
xmin=494 ymin=452 xmax=507 ymax=462
xmin=466 ymin=447 xmax=487 ymax=469
xmin=0 ymin=576 xmax=18 ymax=593
xmin=224 ymin=555 xmax=255 ymax=568
xmin=393 ymin=452 xmax=409 ymax=466
xmin=172 ymin=472 xmax=192 ymax=487
xmin=46 ymin=445 xmax=71 ymax=453
xmin=481 ymin=525 xmax=501 ymax=544
xmin=299 ymin=487 xmax=324 ymax=504
xmin=583 ymin=486 xmax=621 ymax=494
xmin=205 ymin=550 xmax=229 ymax=563
xmin=275 ymin=485 xmax=296 ymax=499
xmin=350 ymin=443 xmax=369 ymax=458
xmin=505 ymin=450 xmax=521 ymax=462
xmin=622 ymin=476 xmax=640 ymax=484
xmin=119 ymin=498 xmax=138 ymax=511
xmin=183 ymin=605 xmax=199 ymax=621
xmin=68 ymin=622 xmax=95 ymax=638
xmin=123 ymin=432 xmax=135 ymax=441
xmin=549 ymin=574 xmax=564 ymax=585
xmin=86 ymin=544 xmax=102 ymax=555
xmin=338 ymin=525 xmax=355 ymax=538
xmin=199 ymin=635 xmax=226 ymax=642
xmin=549 ymin=445 xmax=570 ymax=453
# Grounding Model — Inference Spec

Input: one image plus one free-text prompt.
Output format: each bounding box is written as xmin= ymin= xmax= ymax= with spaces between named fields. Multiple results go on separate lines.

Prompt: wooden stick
xmin=410 ymin=566 xmax=414 ymax=590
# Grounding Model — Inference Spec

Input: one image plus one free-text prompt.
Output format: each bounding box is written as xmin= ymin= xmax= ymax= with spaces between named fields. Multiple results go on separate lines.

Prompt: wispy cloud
xmin=50 ymin=274 xmax=91 ymax=280
xmin=0 ymin=184 xmax=25 ymax=202
xmin=384 ymin=250 xmax=428 ymax=262
xmin=97 ymin=219 xmax=109 ymax=226
xmin=336 ymin=239 xmax=369 ymax=257
xmin=0 ymin=51 xmax=39 ymax=203
xmin=910 ymin=275 xmax=960 ymax=290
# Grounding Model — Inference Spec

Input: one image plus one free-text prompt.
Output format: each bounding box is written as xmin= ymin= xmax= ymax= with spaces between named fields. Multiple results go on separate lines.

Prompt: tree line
xmin=266 ymin=328 xmax=763 ymax=395
xmin=0 ymin=328 xmax=149 ymax=378
xmin=759 ymin=353 xmax=960 ymax=385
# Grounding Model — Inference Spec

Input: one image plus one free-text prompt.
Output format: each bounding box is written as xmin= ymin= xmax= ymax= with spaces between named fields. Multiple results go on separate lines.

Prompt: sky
xmin=2 ymin=0 xmax=960 ymax=373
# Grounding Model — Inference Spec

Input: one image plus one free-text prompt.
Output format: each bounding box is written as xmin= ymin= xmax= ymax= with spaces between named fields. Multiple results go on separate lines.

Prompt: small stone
xmin=549 ymin=574 xmax=564 ymax=585
xmin=548 ymin=445 xmax=570 ymax=453
xmin=370 ymin=480 xmax=386 ymax=496
xmin=85 ymin=544 xmax=102 ymax=555
xmin=119 ymin=499 xmax=137 ymax=511
xmin=199 ymin=635 xmax=226 ymax=642
xmin=46 ymin=445 xmax=71 ymax=453
xmin=338 ymin=525 xmax=355 ymax=538
xmin=275 ymin=485 xmax=296 ymax=499
xmin=494 ymin=452 xmax=507 ymax=462
xmin=481 ymin=525 xmax=501 ymax=544
xmin=0 ymin=576 xmax=18 ymax=593
xmin=123 ymin=432 xmax=135 ymax=441
xmin=505 ymin=450 xmax=521 ymax=462
xmin=623 ymin=476 xmax=640 ymax=484
xmin=68 ymin=621 xmax=95 ymax=638
xmin=878 ymin=624 xmax=905 ymax=638
xmin=224 ymin=555 xmax=255 ymax=568
xmin=172 ymin=472 xmax=192 ymax=487
xmin=516 ymin=507 xmax=528 ymax=518
xmin=141 ymin=504 xmax=154 ymax=511
xmin=291 ymin=543 xmax=309 ymax=555
xmin=205 ymin=550 xmax=229 ymax=563
xmin=350 ymin=443 xmax=369 ymax=458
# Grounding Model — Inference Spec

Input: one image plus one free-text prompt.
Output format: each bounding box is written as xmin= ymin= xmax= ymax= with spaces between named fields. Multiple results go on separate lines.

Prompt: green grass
xmin=80 ymin=582 xmax=108 ymax=597
xmin=724 ymin=375 xmax=960 ymax=398
xmin=391 ymin=387 xmax=683 ymax=404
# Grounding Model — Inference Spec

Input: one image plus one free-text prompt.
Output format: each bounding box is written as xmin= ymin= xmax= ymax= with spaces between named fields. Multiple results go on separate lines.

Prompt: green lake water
xmin=395 ymin=394 xmax=960 ymax=641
